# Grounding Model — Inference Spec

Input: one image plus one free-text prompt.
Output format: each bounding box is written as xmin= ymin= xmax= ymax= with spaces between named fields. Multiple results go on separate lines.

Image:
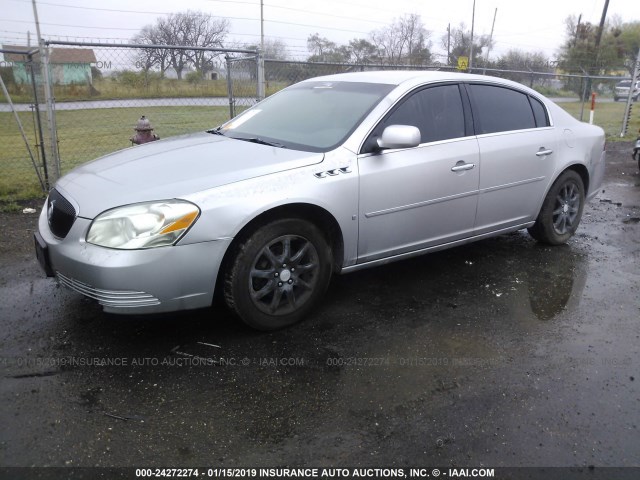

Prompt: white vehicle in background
xmin=613 ymin=80 xmax=640 ymax=102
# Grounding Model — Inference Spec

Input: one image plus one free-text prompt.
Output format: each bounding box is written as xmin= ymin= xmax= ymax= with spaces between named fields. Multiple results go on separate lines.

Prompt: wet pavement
xmin=0 ymin=142 xmax=638 ymax=470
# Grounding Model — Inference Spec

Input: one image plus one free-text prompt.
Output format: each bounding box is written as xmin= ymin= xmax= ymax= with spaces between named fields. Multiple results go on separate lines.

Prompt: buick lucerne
xmin=35 ymin=71 xmax=606 ymax=330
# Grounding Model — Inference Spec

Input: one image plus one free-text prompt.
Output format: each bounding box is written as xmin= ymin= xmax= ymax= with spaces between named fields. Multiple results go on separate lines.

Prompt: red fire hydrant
xmin=130 ymin=116 xmax=160 ymax=145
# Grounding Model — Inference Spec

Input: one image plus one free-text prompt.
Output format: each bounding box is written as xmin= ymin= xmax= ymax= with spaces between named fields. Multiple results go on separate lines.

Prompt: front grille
xmin=47 ymin=189 xmax=76 ymax=238
xmin=57 ymin=273 xmax=161 ymax=308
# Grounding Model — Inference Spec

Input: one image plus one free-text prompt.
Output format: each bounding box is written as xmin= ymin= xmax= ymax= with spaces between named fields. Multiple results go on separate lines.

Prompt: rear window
xmin=468 ymin=84 xmax=536 ymax=134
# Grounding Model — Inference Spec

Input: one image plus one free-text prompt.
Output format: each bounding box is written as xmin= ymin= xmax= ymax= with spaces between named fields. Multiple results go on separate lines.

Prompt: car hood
xmin=56 ymin=132 xmax=324 ymax=218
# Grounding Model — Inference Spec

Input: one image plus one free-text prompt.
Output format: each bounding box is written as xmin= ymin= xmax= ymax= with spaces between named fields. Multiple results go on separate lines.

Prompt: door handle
xmin=451 ymin=162 xmax=475 ymax=172
xmin=536 ymin=148 xmax=553 ymax=157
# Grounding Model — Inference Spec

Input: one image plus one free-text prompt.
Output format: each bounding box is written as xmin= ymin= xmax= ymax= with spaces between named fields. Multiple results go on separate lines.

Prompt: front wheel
xmin=528 ymin=170 xmax=585 ymax=245
xmin=224 ymin=218 xmax=333 ymax=330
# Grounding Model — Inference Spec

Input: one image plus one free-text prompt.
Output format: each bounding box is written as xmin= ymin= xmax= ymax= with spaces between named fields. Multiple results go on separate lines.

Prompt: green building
xmin=2 ymin=45 xmax=97 ymax=85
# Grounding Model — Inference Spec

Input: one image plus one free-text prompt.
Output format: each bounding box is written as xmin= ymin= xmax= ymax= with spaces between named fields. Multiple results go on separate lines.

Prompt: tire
xmin=528 ymin=170 xmax=585 ymax=245
xmin=224 ymin=218 xmax=333 ymax=330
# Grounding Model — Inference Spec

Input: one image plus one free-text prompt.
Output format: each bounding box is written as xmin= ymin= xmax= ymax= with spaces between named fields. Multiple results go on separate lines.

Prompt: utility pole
xmin=594 ymin=0 xmax=609 ymax=52
xmin=469 ymin=0 xmax=476 ymax=70
xmin=573 ymin=14 xmax=582 ymax=47
xmin=447 ymin=23 xmax=451 ymax=66
xmin=257 ymin=0 xmax=265 ymax=100
xmin=585 ymin=0 xmax=609 ymax=99
xmin=483 ymin=8 xmax=497 ymax=74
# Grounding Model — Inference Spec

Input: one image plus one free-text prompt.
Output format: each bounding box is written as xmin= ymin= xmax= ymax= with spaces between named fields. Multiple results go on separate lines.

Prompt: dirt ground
xmin=0 ymin=141 xmax=638 ymax=475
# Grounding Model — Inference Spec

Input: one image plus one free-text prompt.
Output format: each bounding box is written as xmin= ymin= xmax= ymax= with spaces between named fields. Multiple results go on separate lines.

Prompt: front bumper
xmin=37 ymin=207 xmax=232 ymax=314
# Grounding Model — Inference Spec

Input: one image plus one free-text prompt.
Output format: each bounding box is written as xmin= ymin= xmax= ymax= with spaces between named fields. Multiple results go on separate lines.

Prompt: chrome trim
xmin=536 ymin=149 xmax=554 ymax=157
xmin=364 ymin=189 xmax=478 ymax=218
xmin=473 ymin=126 xmax=555 ymax=140
xmin=479 ymin=176 xmax=546 ymax=195
xmin=313 ymin=166 xmax=353 ymax=179
xmin=57 ymin=272 xmax=161 ymax=308
xmin=451 ymin=163 xmax=475 ymax=172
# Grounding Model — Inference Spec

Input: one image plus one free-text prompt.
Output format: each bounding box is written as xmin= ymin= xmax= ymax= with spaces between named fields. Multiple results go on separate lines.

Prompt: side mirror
xmin=377 ymin=125 xmax=421 ymax=150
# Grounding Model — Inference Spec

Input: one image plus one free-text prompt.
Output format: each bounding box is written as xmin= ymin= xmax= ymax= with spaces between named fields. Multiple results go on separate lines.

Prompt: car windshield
xmin=219 ymin=81 xmax=395 ymax=152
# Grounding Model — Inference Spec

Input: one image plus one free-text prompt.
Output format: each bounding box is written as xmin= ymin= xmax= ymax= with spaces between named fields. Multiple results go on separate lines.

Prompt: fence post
xmin=27 ymin=52 xmax=50 ymax=191
xmin=257 ymin=49 xmax=265 ymax=101
xmin=40 ymin=40 xmax=60 ymax=182
xmin=620 ymin=46 xmax=640 ymax=137
xmin=225 ymin=55 xmax=235 ymax=119
xmin=579 ymin=67 xmax=589 ymax=122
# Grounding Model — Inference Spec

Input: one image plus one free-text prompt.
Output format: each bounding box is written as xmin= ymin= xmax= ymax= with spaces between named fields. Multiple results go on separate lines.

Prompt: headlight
xmin=87 ymin=200 xmax=200 ymax=249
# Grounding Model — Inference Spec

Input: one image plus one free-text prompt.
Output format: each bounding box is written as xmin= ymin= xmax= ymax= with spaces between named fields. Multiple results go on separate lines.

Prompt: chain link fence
xmin=0 ymin=46 xmax=52 ymax=198
xmin=41 ymin=41 xmax=259 ymax=181
xmin=1 ymin=46 xmax=638 ymax=200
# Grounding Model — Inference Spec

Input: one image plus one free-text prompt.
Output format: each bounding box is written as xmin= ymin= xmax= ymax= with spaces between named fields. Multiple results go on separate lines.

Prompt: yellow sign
xmin=457 ymin=56 xmax=469 ymax=71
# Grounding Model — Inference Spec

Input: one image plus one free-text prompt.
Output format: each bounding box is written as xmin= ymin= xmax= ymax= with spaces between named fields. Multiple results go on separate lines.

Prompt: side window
xmin=378 ymin=84 xmax=466 ymax=144
xmin=529 ymin=96 xmax=550 ymax=127
xmin=469 ymin=84 xmax=536 ymax=134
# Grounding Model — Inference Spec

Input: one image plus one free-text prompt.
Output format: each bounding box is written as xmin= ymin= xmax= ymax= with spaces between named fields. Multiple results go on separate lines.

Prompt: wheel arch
xmin=533 ymin=162 xmax=590 ymax=222
xmin=212 ymin=202 xmax=345 ymax=304
xmin=565 ymin=163 xmax=590 ymax=195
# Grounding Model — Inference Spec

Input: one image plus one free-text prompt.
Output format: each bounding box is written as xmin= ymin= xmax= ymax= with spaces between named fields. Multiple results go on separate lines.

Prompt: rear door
xmin=466 ymin=83 xmax=557 ymax=234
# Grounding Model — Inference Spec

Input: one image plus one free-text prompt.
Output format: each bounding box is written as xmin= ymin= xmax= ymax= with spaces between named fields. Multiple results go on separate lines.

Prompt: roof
xmin=306 ymin=70 xmax=503 ymax=85
xmin=2 ymin=45 xmax=97 ymax=64
xmin=303 ymin=70 xmax=541 ymax=97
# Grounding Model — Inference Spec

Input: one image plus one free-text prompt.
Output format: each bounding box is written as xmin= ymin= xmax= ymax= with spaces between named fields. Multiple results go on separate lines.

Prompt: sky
xmin=1 ymin=0 xmax=639 ymax=63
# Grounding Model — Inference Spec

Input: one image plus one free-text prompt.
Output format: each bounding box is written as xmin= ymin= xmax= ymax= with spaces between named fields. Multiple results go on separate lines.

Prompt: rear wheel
xmin=528 ymin=170 xmax=585 ymax=245
xmin=224 ymin=218 xmax=333 ymax=330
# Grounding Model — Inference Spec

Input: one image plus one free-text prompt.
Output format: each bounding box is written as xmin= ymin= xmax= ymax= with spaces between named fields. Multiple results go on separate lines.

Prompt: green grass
xmin=0 ymin=105 xmax=231 ymax=200
xmin=558 ymin=101 xmax=640 ymax=140
xmin=1 ymin=99 xmax=638 ymax=200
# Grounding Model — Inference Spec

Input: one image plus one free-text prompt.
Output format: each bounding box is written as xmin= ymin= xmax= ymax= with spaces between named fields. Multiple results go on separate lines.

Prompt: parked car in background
xmin=613 ymin=79 xmax=640 ymax=102
xmin=35 ymin=71 xmax=606 ymax=330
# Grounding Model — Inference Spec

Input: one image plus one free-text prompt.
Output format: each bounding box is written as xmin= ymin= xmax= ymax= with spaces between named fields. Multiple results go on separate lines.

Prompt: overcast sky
xmin=1 ymin=0 xmax=639 ymax=62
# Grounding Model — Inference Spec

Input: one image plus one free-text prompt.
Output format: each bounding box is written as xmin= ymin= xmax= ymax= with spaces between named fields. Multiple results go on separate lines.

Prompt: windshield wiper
xmin=234 ymin=137 xmax=287 ymax=148
xmin=206 ymin=126 xmax=226 ymax=136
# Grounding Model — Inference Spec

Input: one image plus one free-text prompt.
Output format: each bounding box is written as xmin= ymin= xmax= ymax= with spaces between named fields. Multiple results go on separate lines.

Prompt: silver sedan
xmin=35 ymin=71 xmax=606 ymax=330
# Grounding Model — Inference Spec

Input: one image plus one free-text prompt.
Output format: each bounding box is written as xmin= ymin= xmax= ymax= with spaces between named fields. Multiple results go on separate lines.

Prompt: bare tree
xmin=370 ymin=14 xmax=432 ymax=65
xmin=185 ymin=13 xmax=229 ymax=76
xmin=133 ymin=11 xmax=229 ymax=80
xmin=132 ymin=25 xmax=170 ymax=77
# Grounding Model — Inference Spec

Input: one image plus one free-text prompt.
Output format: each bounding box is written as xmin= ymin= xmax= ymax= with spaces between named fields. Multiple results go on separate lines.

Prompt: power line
xmin=263 ymin=2 xmax=389 ymax=26
xmin=8 ymin=0 xmax=260 ymax=15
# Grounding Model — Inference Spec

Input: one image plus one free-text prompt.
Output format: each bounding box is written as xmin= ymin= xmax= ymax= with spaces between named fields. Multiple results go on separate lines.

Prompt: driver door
xmin=357 ymin=84 xmax=480 ymax=263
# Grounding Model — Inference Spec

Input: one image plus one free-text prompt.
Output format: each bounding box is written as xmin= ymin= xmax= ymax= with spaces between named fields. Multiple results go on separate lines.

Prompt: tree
xmin=132 ymin=24 xmax=171 ymax=77
xmin=306 ymin=33 xmax=350 ymax=63
xmin=559 ymin=16 xmax=640 ymax=74
xmin=609 ymin=19 xmax=640 ymax=75
xmin=133 ymin=11 xmax=229 ymax=79
xmin=183 ymin=12 xmax=229 ymax=75
xmin=348 ymin=38 xmax=379 ymax=64
xmin=440 ymin=23 xmax=492 ymax=68
xmin=492 ymin=49 xmax=553 ymax=86
xmin=556 ymin=15 xmax=640 ymax=97
xmin=370 ymin=14 xmax=432 ymax=65
xmin=261 ymin=38 xmax=290 ymax=61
